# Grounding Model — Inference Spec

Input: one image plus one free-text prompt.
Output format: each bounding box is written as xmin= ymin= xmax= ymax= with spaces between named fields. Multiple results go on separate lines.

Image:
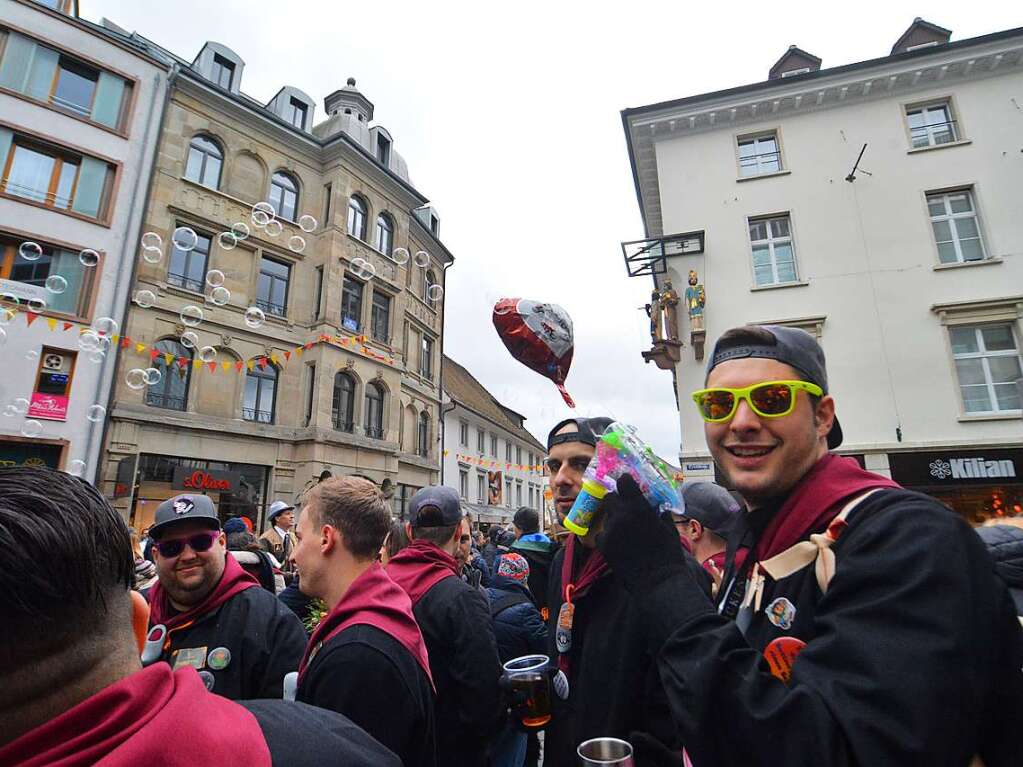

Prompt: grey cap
xmin=675 ymin=482 xmax=742 ymax=537
xmin=150 ymin=494 xmax=220 ymax=539
xmin=408 ymin=486 xmax=462 ymax=528
xmin=268 ymin=500 xmax=295 ymax=522
xmin=706 ymin=325 xmax=843 ymax=448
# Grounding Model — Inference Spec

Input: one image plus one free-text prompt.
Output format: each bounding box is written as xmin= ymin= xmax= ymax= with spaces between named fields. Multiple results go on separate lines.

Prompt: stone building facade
xmin=98 ymin=32 xmax=451 ymax=530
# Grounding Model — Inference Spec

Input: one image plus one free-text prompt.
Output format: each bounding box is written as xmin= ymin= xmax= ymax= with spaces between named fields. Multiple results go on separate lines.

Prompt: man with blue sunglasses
xmin=147 ymin=493 xmax=306 ymax=700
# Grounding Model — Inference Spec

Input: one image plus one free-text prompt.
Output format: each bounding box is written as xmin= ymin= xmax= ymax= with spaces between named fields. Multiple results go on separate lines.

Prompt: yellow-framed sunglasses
xmin=691 ymin=380 xmax=823 ymax=423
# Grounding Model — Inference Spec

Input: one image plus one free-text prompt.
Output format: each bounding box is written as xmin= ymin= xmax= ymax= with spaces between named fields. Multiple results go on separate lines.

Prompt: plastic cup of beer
xmin=577 ymin=737 xmax=635 ymax=766
xmin=503 ymin=654 xmax=552 ymax=729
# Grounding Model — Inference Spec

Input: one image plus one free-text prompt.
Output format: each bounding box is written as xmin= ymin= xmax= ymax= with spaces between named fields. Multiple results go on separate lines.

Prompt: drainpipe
xmin=437 ymin=258 xmax=453 ymax=484
xmin=87 ymin=63 xmax=178 ymax=492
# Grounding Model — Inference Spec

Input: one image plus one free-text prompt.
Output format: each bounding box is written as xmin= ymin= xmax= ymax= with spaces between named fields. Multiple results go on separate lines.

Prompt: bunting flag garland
xmin=452 ymin=453 xmax=546 ymax=477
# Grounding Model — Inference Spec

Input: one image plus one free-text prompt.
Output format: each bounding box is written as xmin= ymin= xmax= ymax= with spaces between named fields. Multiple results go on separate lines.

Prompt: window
xmin=375 ymin=213 xmax=394 ymax=256
xmin=906 ymin=101 xmax=957 ymax=148
xmin=332 ymin=372 xmax=355 ymax=432
xmin=314 ymin=265 xmax=324 ymax=320
xmin=950 ymin=325 xmax=1022 ymax=414
xmin=459 ymin=469 xmax=469 ymax=499
xmin=304 ymin=363 xmax=316 ymax=426
xmin=322 ymin=183 xmax=332 ymax=224
xmin=459 ymin=420 xmax=468 ymax=446
xmin=927 ymin=190 xmax=986 ymax=264
xmin=737 ymin=132 xmax=782 ymax=176
xmin=143 ymin=339 xmax=190 ymax=410
xmin=477 ymin=428 xmax=485 ymax=454
xmin=257 ymin=257 xmax=290 ymax=317
xmin=418 ymin=412 xmax=429 ymax=457
xmin=490 ymin=434 xmax=498 ymax=456
xmin=211 ymin=54 xmax=235 ymax=90
xmin=244 ymin=362 xmax=278 ymax=424
xmin=528 ymin=486 xmax=535 ymax=509
xmin=371 ymin=291 xmax=391 ymax=342
xmin=347 ymin=195 xmax=367 ymax=240
xmin=364 ymin=382 xmax=384 ymax=438
xmin=516 ymin=482 xmax=523 ymax=507
xmin=420 ymin=336 xmax=434 ymax=380
xmin=0 ymin=236 xmax=92 ymax=316
xmin=424 ymin=269 xmax=437 ymax=302
xmin=341 ymin=276 xmax=363 ymax=331
xmin=167 ymin=228 xmax=211 ymax=293
xmin=505 ymin=478 xmax=512 ymax=506
xmin=527 ymin=451 xmax=534 ymax=468
xmin=52 ymin=56 xmax=98 ymax=117
xmin=748 ymin=215 xmax=798 ymax=286
xmin=377 ymin=134 xmax=391 ymax=166
xmin=184 ymin=135 xmax=222 ymax=189
xmin=477 ymin=473 xmax=487 ymax=503
xmin=506 ymin=442 xmax=512 ymax=462
xmin=286 ymin=97 xmax=307 ymax=130
xmin=268 ymin=172 xmax=298 ymax=221
xmin=2 ymin=138 xmax=78 ymax=210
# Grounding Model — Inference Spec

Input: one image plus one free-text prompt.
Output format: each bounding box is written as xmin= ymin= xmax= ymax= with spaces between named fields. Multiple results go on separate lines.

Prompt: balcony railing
xmin=1 ymin=179 xmax=72 ymax=209
xmin=910 ymin=119 xmax=958 ymax=148
xmin=333 ymin=419 xmax=354 ymax=433
xmin=364 ymin=425 xmax=384 ymax=439
xmin=145 ymin=392 xmax=186 ymax=411
xmin=167 ymin=272 xmax=204 ymax=293
xmin=256 ymin=298 xmax=287 ymax=317
xmin=243 ymin=408 xmax=273 ymax=424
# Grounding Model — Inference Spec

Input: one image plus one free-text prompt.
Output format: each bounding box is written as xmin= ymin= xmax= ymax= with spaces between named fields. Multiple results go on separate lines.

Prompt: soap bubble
xmin=265 ymin=219 xmax=283 ymax=237
xmin=88 ymin=350 xmax=105 ymax=363
xmin=143 ymin=367 xmax=162 ymax=386
xmin=141 ymin=232 xmax=162 ymax=249
xmin=427 ymin=284 xmax=444 ymax=302
xmin=288 ymin=235 xmax=306 ymax=253
xmin=350 ymin=258 xmax=375 ymax=281
xmin=199 ymin=345 xmax=218 ymax=363
xmin=180 ymin=330 xmax=199 ymax=348
xmin=142 ymin=246 xmax=163 ymax=264
xmin=25 ymin=349 xmax=39 ymax=361
xmin=209 ymin=286 xmax=231 ymax=306
xmin=231 ymin=222 xmax=250 ymax=240
xmin=253 ymin=201 xmax=276 ymax=218
xmin=172 ymin=226 xmax=198 ymax=252
xmin=134 ymin=289 xmax=156 ymax=308
xmin=93 ymin=317 xmax=118 ymax=336
xmin=218 ymin=231 xmax=238 ymax=251
xmin=3 ymin=404 xmax=18 ymax=417
xmin=252 ymin=210 xmax=270 ymax=228
xmin=206 ymin=269 xmax=225 ymax=287
xmin=45 ymin=275 xmax=67 ymax=294
xmin=21 ymin=419 xmax=43 ymax=438
xmin=125 ymin=368 xmax=147 ymax=390
xmin=78 ymin=329 xmax=101 ymax=351
xmin=68 ymin=459 xmax=87 ymax=476
xmin=86 ymin=404 xmax=106 ymax=422
xmin=79 ymin=249 xmax=100 ymax=267
xmin=298 ymin=215 xmax=317 ymax=232
xmin=27 ymin=298 xmax=45 ymax=314
xmin=180 ymin=305 xmax=204 ymax=327
xmin=19 ymin=242 xmax=43 ymax=261
xmin=11 ymin=397 xmax=30 ymax=415
xmin=413 ymin=250 xmax=430 ymax=268
xmin=392 ymin=247 xmax=410 ymax=266
xmin=244 ymin=306 xmax=265 ymax=329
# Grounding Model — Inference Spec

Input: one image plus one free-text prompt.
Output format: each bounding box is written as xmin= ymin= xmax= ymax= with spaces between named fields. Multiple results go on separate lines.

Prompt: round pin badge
xmin=207 ymin=646 xmax=232 ymax=671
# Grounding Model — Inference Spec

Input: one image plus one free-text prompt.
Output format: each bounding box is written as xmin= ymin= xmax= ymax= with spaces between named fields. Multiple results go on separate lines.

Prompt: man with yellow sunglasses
xmin=596 ymin=324 xmax=1022 ymax=766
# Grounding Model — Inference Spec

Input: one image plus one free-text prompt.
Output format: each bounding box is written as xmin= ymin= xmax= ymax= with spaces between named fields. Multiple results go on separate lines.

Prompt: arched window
xmin=145 ymin=339 xmax=191 ymax=411
xmin=244 ymin=361 xmax=278 ymax=424
xmin=347 ymin=195 xmax=367 ymax=240
xmin=375 ymin=213 xmax=393 ymax=256
xmin=332 ymin=372 xmax=355 ymax=432
xmin=423 ymin=269 xmax=437 ymax=302
xmin=417 ymin=412 xmax=429 ymax=457
xmin=184 ymin=135 xmax=222 ymax=189
xmin=364 ymin=382 xmax=384 ymax=439
xmin=268 ymin=171 xmax=298 ymax=221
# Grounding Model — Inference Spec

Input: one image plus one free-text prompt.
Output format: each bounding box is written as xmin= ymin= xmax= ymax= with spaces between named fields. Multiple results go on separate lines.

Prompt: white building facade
xmin=622 ymin=19 xmax=1023 ymax=523
xmin=0 ymin=0 xmax=168 ymax=479
xmin=441 ymin=355 xmax=549 ymax=526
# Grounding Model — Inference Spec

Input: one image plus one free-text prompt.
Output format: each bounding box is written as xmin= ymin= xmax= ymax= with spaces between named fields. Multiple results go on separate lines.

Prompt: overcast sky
xmin=87 ymin=0 xmax=1019 ymax=459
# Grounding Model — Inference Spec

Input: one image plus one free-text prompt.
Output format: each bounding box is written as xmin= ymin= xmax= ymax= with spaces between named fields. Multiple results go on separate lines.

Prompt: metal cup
xmin=577 ymin=737 xmax=635 ymax=766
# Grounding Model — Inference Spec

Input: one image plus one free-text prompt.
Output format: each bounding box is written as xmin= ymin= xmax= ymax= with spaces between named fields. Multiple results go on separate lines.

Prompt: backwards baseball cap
xmin=408 ymin=486 xmax=463 ymax=528
xmin=706 ymin=325 xmax=843 ymax=448
xmin=546 ymin=416 xmax=614 ymax=451
xmin=267 ymin=500 xmax=295 ymax=522
xmin=676 ymin=482 xmax=742 ymax=538
xmin=149 ymin=494 xmax=220 ymax=539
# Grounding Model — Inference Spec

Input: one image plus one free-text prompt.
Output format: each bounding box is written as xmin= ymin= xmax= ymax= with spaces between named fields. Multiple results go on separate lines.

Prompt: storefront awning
xmin=460 ymin=501 xmax=514 ymax=524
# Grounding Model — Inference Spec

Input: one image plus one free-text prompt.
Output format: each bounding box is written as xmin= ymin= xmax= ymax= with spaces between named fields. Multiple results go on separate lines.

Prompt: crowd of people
xmin=1 ymin=323 xmax=1021 ymax=766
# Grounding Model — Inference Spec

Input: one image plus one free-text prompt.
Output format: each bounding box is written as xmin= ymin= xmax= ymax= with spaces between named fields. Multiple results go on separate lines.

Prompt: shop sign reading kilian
xmin=928 ymin=458 xmax=1016 ymax=481
xmin=888 ymin=449 xmax=1021 ymax=487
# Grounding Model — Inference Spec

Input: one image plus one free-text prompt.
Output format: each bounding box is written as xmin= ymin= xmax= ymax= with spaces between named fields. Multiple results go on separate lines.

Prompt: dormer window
xmin=780 ymin=67 xmax=810 ymax=78
xmin=286 ymin=98 xmax=307 ymax=130
xmin=377 ymin=134 xmax=391 ymax=166
xmin=211 ymin=54 xmax=234 ymax=90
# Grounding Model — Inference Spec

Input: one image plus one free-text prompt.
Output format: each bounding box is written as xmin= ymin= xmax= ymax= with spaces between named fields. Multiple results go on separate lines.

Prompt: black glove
xmin=629 ymin=731 xmax=684 ymax=767
xmin=596 ymin=474 xmax=687 ymax=593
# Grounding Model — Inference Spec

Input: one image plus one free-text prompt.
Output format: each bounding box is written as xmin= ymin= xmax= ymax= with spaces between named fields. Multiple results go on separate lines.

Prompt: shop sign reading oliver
xmin=928 ymin=458 xmax=1017 ymax=481
xmin=171 ymin=467 xmax=242 ymax=492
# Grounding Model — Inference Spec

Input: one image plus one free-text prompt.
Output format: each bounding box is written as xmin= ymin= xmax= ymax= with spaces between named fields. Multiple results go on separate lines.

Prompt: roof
xmin=442 ymin=356 xmax=545 ymax=453
xmin=891 ymin=18 xmax=953 ymax=55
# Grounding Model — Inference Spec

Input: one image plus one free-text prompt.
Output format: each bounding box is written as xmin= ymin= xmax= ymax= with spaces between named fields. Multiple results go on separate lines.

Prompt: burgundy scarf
xmin=755 ymin=453 xmax=900 ymax=562
xmin=0 ymin=664 xmax=270 ymax=767
xmin=148 ymin=553 xmax=259 ymax=630
xmin=386 ymin=539 xmax=459 ymax=606
xmin=299 ymin=563 xmax=433 ymax=687
xmin=560 ymin=534 xmax=610 ymax=604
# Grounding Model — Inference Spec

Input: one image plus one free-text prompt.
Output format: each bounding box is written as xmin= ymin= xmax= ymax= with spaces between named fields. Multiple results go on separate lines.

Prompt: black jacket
xmin=544 ymin=543 xmax=682 ymax=766
xmin=413 ymin=574 xmax=504 ymax=767
xmin=240 ymin=698 xmax=402 ymax=766
xmin=158 ymin=586 xmax=307 ymax=700
xmin=296 ymin=624 xmax=436 ymax=767
xmin=486 ymin=577 xmax=549 ymax=663
xmin=639 ymin=488 xmax=1023 ymax=767
xmin=510 ymin=537 xmax=559 ymax=615
xmin=976 ymin=523 xmax=1023 ymax=614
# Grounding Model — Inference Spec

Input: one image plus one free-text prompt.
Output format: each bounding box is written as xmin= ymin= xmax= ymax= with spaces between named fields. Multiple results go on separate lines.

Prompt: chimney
xmin=768 ymin=46 xmax=822 ymax=80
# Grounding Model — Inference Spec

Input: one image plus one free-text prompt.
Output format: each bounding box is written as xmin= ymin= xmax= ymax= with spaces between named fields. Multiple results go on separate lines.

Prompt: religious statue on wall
xmin=660 ymin=279 xmax=681 ymax=342
xmin=645 ymin=286 xmax=664 ymax=345
xmin=685 ymin=270 xmax=705 ymax=332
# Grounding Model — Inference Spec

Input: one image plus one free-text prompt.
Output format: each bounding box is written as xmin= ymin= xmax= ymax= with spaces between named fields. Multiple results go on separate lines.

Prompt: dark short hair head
xmin=513 ymin=507 xmax=540 ymax=534
xmin=306 ymin=476 xmax=391 ymax=560
xmin=409 ymin=519 xmax=459 ymax=547
xmin=385 ymin=518 xmax=409 ymax=559
xmin=0 ymin=467 xmax=133 ymax=657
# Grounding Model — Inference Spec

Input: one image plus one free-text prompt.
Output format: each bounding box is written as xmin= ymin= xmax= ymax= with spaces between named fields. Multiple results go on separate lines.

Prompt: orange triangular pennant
xmin=236 ymin=361 xmax=244 ymax=372
xmin=284 ymin=350 xmax=291 ymax=361
xmin=208 ymin=362 xmax=216 ymax=373
xmin=258 ymin=357 xmax=267 ymax=370
xmin=63 ymin=322 xmax=73 ymax=331
xmin=25 ymin=313 xmax=38 ymax=326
